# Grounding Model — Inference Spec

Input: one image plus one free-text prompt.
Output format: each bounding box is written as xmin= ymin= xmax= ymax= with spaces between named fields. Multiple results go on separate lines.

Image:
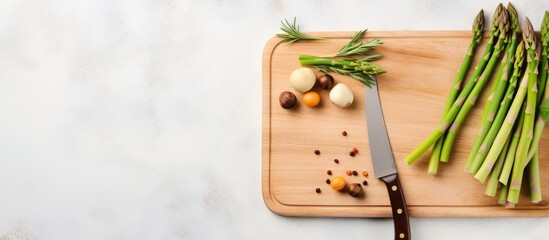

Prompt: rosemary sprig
xmin=328 ymin=30 xmax=383 ymax=58
xmin=276 ymin=17 xmax=325 ymax=44
xmin=298 ymin=30 xmax=385 ymax=87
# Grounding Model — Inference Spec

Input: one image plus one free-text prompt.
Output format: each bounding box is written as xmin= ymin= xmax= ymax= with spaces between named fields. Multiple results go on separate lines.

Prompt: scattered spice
xmin=352 ymin=170 xmax=358 ymax=176
xmin=363 ymin=180 xmax=368 ymax=186
xmin=362 ymin=171 xmax=369 ymax=177
xmin=350 ymin=152 xmax=355 ymax=157
xmin=326 ymin=179 xmax=331 ymax=184
xmin=348 ymin=183 xmax=364 ymax=197
xmin=342 ymin=131 xmax=348 ymax=136
xmin=314 ymin=149 xmax=320 ymax=155
xmin=316 ymin=188 xmax=321 ymax=193
xmin=327 ymin=170 xmax=332 ymax=175
xmin=334 ymin=159 xmax=339 ymax=164
xmin=330 ymin=176 xmax=346 ymax=190
xmin=345 ymin=170 xmax=352 ymax=176
xmin=351 ymin=148 xmax=359 ymax=153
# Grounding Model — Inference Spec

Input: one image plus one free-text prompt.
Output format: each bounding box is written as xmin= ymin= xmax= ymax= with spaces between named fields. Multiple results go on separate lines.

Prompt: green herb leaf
xmin=277 ymin=17 xmax=324 ymax=44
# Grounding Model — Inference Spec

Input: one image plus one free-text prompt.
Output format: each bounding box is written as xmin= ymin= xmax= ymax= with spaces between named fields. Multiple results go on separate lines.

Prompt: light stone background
xmin=0 ymin=0 xmax=548 ymax=239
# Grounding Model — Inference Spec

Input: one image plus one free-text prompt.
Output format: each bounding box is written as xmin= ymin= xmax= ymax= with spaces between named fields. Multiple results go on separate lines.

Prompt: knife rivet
xmin=392 ymin=185 xmax=398 ymax=191
xmin=399 ymin=233 xmax=405 ymax=239
xmin=397 ymin=208 xmax=402 ymax=214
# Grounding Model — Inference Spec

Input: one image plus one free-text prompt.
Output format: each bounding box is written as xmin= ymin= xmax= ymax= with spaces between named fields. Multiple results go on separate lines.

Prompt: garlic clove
xmin=289 ymin=68 xmax=316 ymax=93
xmin=329 ymin=83 xmax=354 ymax=108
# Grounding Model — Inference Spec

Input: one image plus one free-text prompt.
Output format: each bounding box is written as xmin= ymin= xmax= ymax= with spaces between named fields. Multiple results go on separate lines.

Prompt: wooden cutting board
xmin=262 ymin=31 xmax=549 ymax=217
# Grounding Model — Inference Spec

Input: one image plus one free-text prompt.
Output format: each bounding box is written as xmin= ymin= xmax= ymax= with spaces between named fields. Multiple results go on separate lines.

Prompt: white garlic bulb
xmin=289 ymin=68 xmax=316 ymax=93
xmin=329 ymin=83 xmax=354 ymax=108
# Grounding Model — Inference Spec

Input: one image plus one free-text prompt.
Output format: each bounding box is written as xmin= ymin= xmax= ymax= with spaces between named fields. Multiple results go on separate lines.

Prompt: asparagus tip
xmin=473 ymin=9 xmax=485 ymax=33
xmin=523 ymin=17 xmax=536 ymax=47
xmin=507 ymin=2 xmax=518 ymax=32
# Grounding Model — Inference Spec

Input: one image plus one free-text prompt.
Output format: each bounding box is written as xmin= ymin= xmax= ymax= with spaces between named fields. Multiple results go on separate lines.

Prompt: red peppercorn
xmin=363 ymin=180 xmax=368 ymax=186
xmin=350 ymin=152 xmax=355 ymax=157
xmin=362 ymin=171 xmax=369 ymax=177
xmin=316 ymin=188 xmax=321 ymax=193
xmin=314 ymin=150 xmax=320 ymax=155
xmin=334 ymin=159 xmax=339 ymax=164
xmin=342 ymin=131 xmax=348 ymax=136
xmin=351 ymin=147 xmax=359 ymax=153
xmin=352 ymin=171 xmax=358 ymax=176
xmin=327 ymin=170 xmax=332 ymax=175
xmin=326 ymin=179 xmax=331 ymax=184
xmin=346 ymin=170 xmax=352 ymax=176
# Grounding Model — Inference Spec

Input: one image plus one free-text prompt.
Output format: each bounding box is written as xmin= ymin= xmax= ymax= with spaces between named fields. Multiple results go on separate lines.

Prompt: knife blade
xmin=365 ymin=76 xmax=411 ymax=240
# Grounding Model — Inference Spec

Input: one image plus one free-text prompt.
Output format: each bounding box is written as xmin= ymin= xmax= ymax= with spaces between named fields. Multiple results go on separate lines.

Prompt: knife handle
xmin=380 ymin=173 xmax=411 ymax=240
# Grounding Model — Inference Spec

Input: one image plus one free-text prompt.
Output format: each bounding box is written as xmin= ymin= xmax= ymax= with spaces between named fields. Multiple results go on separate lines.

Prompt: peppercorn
xmin=342 ymin=131 xmax=347 ymax=136
xmin=334 ymin=159 xmax=339 ymax=164
xmin=327 ymin=170 xmax=332 ymax=175
xmin=350 ymin=152 xmax=355 ymax=157
xmin=346 ymin=170 xmax=352 ymax=176
xmin=352 ymin=171 xmax=358 ymax=176
xmin=362 ymin=171 xmax=369 ymax=177
xmin=326 ymin=179 xmax=331 ymax=184
xmin=316 ymin=188 xmax=321 ymax=193
xmin=314 ymin=150 xmax=320 ymax=155
xmin=351 ymin=148 xmax=359 ymax=153
xmin=363 ymin=180 xmax=368 ymax=186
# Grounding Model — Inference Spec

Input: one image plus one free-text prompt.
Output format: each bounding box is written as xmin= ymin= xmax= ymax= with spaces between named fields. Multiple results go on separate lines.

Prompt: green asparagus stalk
xmin=529 ymin=152 xmax=542 ymax=203
xmin=428 ymin=10 xmax=485 ymax=174
xmin=499 ymin=105 xmax=525 ymax=185
xmin=485 ymin=136 xmax=511 ymax=197
xmin=498 ymin=183 xmax=509 ymax=205
xmin=470 ymin=40 xmax=525 ymax=175
xmin=474 ymin=42 xmax=529 ymax=183
xmin=525 ymin=11 xmax=549 ymax=162
xmin=299 ymin=55 xmax=385 ymax=87
xmin=464 ymin=4 xmax=519 ymax=171
xmin=405 ymin=4 xmax=506 ymax=165
xmin=509 ymin=18 xmax=539 ymax=192
xmin=440 ymin=8 xmax=510 ymax=163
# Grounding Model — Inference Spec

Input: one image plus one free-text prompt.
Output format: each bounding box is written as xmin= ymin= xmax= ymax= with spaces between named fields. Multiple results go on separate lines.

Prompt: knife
xmin=365 ymin=76 xmax=411 ymax=240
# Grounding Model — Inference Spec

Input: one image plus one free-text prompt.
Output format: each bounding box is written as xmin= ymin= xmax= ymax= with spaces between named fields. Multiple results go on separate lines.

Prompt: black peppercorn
xmin=316 ymin=188 xmax=321 ymax=193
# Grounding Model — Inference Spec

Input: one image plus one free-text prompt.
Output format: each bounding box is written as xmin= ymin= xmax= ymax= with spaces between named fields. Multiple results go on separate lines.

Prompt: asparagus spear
xmin=440 ymin=7 xmax=510 ymax=163
xmin=525 ymin=11 xmax=549 ymax=162
xmin=498 ymin=183 xmax=509 ymax=205
xmin=464 ymin=4 xmax=519 ymax=171
xmin=405 ymin=4 xmax=507 ymax=165
xmin=428 ymin=10 xmax=485 ymax=174
xmin=485 ymin=136 xmax=511 ymax=197
xmin=509 ymin=18 xmax=540 ymax=192
xmin=529 ymin=152 xmax=542 ymax=203
xmin=474 ymin=41 xmax=529 ymax=183
xmin=470 ymin=40 xmax=525 ymax=176
xmin=499 ymin=105 xmax=525 ymax=184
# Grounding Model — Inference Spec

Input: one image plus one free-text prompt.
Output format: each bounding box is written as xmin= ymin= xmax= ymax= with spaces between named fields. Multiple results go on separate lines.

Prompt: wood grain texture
xmin=262 ymin=31 xmax=549 ymax=217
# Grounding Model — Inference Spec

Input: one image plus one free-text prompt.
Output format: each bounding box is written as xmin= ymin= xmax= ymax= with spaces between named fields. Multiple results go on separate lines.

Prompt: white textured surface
xmin=0 ymin=0 xmax=548 ymax=239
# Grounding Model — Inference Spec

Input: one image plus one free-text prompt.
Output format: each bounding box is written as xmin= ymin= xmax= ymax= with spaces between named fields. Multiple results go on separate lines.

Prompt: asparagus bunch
xmin=405 ymin=4 xmax=508 ymax=165
xmin=439 ymin=5 xmax=511 ymax=163
xmin=466 ymin=3 xmax=521 ymax=174
xmin=428 ymin=9 xmax=485 ymax=174
xmin=471 ymin=15 xmax=548 ymax=206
